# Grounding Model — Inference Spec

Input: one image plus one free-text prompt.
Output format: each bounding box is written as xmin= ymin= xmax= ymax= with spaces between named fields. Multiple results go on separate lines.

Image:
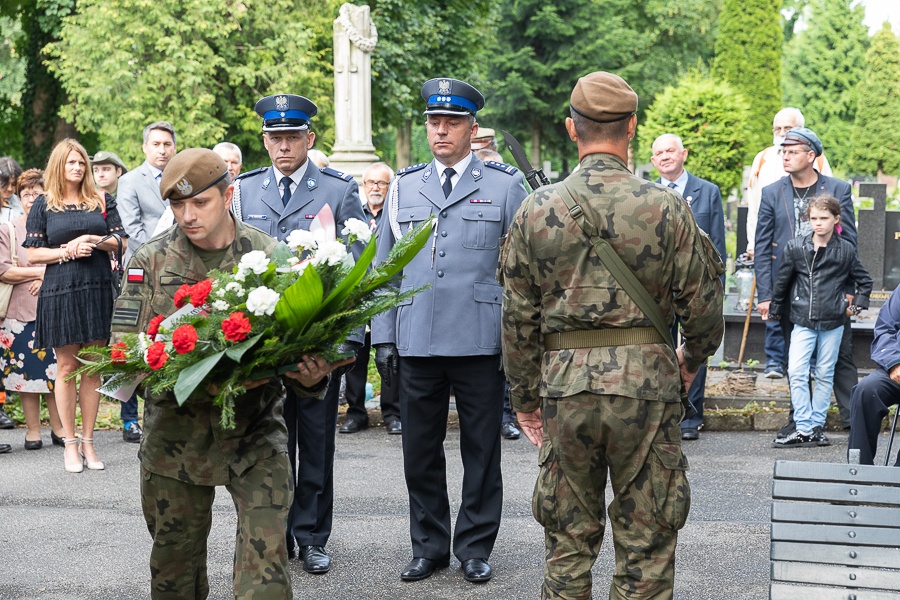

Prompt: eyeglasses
xmin=19 ymin=191 xmax=43 ymax=200
xmin=363 ymin=180 xmax=390 ymax=188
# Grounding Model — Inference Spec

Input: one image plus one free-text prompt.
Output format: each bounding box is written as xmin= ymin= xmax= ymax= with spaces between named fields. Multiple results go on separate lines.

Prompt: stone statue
xmin=328 ymin=3 xmax=380 ymax=180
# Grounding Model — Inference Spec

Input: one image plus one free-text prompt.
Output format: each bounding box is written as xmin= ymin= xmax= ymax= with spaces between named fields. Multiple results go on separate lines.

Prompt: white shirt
xmin=273 ymin=160 xmax=309 ymax=197
xmin=434 ymin=152 xmax=473 ymax=193
xmin=659 ymin=170 xmax=689 ymax=197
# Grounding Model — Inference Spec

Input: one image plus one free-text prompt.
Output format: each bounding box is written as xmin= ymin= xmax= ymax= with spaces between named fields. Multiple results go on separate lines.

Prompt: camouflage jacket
xmin=111 ymin=217 xmax=309 ymax=486
xmin=500 ymin=153 xmax=724 ymax=413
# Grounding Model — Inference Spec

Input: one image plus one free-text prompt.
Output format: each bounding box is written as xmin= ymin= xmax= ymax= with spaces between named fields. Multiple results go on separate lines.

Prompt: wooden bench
xmin=770 ymin=460 xmax=900 ymax=599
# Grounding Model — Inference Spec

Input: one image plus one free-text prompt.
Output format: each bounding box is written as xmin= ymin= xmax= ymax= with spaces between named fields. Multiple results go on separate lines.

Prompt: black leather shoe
xmin=24 ymin=438 xmax=43 ymax=450
xmin=501 ymin=422 xmax=521 ymax=440
xmin=0 ymin=407 xmax=13 ymax=429
xmin=338 ymin=418 xmax=368 ymax=434
xmin=299 ymin=545 xmax=331 ymax=574
xmin=681 ymin=427 xmax=699 ymax=441
xmin=385 ymin=419 xmax=402 ymax=435
xmin=51 ymin=431 xmax=65 ymax=447
xmin=123 ymin=421 xmax=143 ymax=443
xmin=400 ymin=557 xmax=450 ymax=581
xmin=461 ymin=558 xmax=492 ymax=583
xmin=0 ymin=443 xmax=10 ymax=454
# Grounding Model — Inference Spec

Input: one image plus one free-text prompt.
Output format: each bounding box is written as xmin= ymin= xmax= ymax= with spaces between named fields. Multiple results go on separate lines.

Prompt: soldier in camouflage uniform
xmin=500 ymin=72 xmax=724 ymax=600
xmin=111 ymin=149 xmax=351 ymax=599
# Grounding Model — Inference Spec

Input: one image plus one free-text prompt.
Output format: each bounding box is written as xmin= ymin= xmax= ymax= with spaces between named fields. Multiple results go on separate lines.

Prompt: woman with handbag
xmin=25 ymin=140 xmax=128 ymax=473
xmin=0 ymin=169 xmax=64 ymax=450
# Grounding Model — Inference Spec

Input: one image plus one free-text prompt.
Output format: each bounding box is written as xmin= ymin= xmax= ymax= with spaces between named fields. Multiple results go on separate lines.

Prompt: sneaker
xmin=812 ymin=426 xmax=830 ymax=447
xmin=776 ymin=418 xmax=796 ymax=439
xmin=764 ymin=366 xmax=784 ymax=379
xmin=123 ymin=421 xmax=143 ymax=443
xmin=772 ymin=430 xmax=818 ymax=448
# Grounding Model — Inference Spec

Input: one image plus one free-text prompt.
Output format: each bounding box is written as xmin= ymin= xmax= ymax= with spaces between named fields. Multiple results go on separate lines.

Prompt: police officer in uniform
xmin=111 ymin=148 xmax=350 ymax=599
xmin=372 ymin=78 xmax=527 ymax=584
xmin=233 ymin=94 xmax=366 ymax=574
xmin=500 ymin=72 xmax=725 ymax=600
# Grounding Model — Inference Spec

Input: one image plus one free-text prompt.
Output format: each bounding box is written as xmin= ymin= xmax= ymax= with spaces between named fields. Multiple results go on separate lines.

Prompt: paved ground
xmin=0 ymin=425 xmax=896 ymax=599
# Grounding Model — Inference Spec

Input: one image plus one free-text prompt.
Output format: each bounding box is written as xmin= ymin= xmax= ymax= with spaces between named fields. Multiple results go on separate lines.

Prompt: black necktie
xmin=442 ymin=168 xmax=455 ymax=198
xmin=667 ymin=182 xmax=677 ymax=189
xmin=281 ymin=177 xmax=292 ymax=206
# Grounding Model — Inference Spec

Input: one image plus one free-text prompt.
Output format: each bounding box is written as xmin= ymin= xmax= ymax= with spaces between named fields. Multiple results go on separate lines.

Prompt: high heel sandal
xmin=64 ymin=438 xmax=83 ymax=473
xmin=79 ymin=438 xmax=105 ymax=471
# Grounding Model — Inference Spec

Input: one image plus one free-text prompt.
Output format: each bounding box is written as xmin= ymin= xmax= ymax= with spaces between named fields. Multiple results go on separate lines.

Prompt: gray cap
xmin=91 ymin=151 xmax=128 ymax=173
xmin=782 ymin=127 xmax=823 ymax=157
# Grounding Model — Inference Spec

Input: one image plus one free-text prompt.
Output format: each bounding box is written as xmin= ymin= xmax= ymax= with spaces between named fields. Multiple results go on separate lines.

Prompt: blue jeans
xmin=788 ymin=324 xmax=843 ymax=433
xmin=765 ymin=319 xmax=786 ymax=369
xmin=120 ymin=392 xmax=139 ymax=423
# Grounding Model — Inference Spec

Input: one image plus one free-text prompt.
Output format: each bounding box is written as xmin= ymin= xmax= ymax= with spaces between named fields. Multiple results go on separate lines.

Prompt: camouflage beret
xmin=160 ymin=148 xmax=229 ymax=201
xmin=570 ymin=71 xmax=638 ymax=123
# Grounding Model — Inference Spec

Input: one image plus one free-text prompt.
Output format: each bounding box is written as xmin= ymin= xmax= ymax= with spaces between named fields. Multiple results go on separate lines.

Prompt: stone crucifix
xmin=328 ymin=3 xmax=380 ymax=181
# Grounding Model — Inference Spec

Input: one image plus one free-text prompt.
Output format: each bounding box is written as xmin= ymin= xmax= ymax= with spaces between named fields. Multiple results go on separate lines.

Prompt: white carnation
xmin=234 ymin=269 xmax=247 ymax=282
xmin=341 ymin=218 xmax=372 ymax=243
xmin=245 ymin=286 xmax=280 ymax=316
xmin=286 ymin=229 xmax=319 ymax=252
xmin=311 ymin=239 xmax=349 ymax=266
xmin=238 ymin=250 xmax=271 ymax=275
xmin=225 ymin=282 xmax=245 ymax=295
xmin=215 ymin=288 xmax=227 ymax=298
xmin=211 ymin=300 xmax=229 ymax=311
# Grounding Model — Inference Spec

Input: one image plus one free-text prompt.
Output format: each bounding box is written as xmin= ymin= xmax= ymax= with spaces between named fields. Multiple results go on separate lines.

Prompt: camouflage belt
xmin=543 ymin=327 xmax=666 ymax=351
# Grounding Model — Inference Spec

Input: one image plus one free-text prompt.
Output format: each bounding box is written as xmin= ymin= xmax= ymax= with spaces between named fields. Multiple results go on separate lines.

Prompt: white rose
xmin=238 ymin=250 xmax=271 ymax=275
xmin=311 ymin=239 xmax=348 ymax=266
xmin=286 ymin=229 xmax=319 ymax=253
xmin=245 ymin=286 xmax=280 ymax=317
xmin=341 ymin=218 xmax=372 ymax=243
xmin=211 ymin=300 xmax=229 ymax=311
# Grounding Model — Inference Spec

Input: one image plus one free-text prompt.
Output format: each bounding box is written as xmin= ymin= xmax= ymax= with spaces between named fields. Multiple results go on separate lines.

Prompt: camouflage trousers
xmin=534 ymin=393 xmax=690 ymax=600
xmin=140 ymin=452 xmax=294 ymax=599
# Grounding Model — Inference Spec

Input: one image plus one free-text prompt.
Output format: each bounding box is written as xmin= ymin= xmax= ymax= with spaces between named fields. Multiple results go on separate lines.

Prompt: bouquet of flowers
xmin=73 ymin=205 xmax=433 ymax=428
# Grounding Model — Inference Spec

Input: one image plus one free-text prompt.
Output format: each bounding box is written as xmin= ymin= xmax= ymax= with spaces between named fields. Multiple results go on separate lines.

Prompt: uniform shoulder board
xmin=396 ymin=163 xmax=428 ymax=177
xmin=234 ymin=166 xmax=267 ymax=181
xmin=484 ymin=160 xmax=518 ymax=175
xmin=321 ymin=167 xmax=354 ymax=182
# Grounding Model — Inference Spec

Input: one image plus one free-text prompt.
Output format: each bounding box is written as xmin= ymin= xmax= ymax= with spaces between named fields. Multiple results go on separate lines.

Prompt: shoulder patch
xmin=321 ymin=167 xmax=354 ymax=182
xmin=484 ymin=160 xmax=518 ymax=175
xmin=234 ymin=166 xmax=268 ymax=181
xmin=396 ymin=163 xmax=428 ymax=177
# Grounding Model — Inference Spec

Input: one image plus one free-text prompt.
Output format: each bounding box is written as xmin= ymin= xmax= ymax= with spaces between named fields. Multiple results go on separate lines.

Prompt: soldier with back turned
xmin=500 ymin=71 xmax=724 ymax=599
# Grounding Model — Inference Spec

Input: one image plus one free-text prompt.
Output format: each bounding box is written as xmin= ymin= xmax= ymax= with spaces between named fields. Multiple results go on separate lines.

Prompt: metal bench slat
xmin=772 ymin=501 xmax=900 ymax=528
xmin=771 ymin=541 xmax=900 ymax=569
xmin=772 ymin=561 xmax=900 ymax=590
xmin=773 ymin=480 xmax=900 ymax=506
xmin=772 ymin=522 xmax=900 ymax=546
xmin=774 ymin=460 xmax=900 ymax=486
xmin=771 ymin=582 xmax=900 ymax=599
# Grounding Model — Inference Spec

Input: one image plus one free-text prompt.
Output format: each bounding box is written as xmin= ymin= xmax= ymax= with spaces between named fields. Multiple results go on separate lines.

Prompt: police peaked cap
xmin=782 ymin=127 xmax=823 ymax=157
xmin=255 ymin=94 xmax=318 ymax=131
xmin=421 ymin=78 xmax=485 ymax=117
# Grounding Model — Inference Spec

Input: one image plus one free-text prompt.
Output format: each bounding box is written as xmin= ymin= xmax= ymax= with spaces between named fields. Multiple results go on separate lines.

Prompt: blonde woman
xmin=25 ymin=140 xmax=128 ymax=473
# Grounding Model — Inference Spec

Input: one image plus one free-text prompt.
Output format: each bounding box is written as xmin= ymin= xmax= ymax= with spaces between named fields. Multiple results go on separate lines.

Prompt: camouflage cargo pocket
xmin=698 ymin=230 xmax=725 ymax=278
xmin=649 ymin=442 xmax=691 ymax=531
xmin=532 ymin=438 xmax=561 ymax=530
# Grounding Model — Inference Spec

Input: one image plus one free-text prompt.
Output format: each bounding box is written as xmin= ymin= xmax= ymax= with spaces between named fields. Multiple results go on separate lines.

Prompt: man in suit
xmin=118 ymin=121 xmax=177 ymax=264
xmin=755 ymin=127 xmax=858 ymax=435
xmin=372 ymin=78 xmax=527 ymax=584
xmin=232 ymin=93 xmax=366 ymax=576
xmin=650 ymin=133 xmax=726 ymax=441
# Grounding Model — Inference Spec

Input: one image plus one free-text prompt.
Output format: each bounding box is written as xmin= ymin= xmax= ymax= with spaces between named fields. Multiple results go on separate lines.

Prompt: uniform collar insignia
xmin=471 ymin=167 xmax=482 ymax=181
xmin=307 ymin=178 xmax=317 ymax=190
xmin=423 ymin=169 xmax=432 ymax=181
xmin=262 ymin=177 xmax=271 ymax=190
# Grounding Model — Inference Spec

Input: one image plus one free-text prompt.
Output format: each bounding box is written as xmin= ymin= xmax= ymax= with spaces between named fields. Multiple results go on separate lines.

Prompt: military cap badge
xmin=175 ymin=178 xmax=193 ymax=196
xmin=438 ymin=80 xmax=451 ymax=95
xmin=275 ymin=96 xmax=289 ymax=111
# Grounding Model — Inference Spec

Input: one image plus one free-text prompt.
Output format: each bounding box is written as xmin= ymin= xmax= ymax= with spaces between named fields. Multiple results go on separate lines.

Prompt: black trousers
xmin=781 ymin=316 xmax=856 ymax=428
xmin=848 ymin=368 xmax=900 ymax=466
xmin=671 ymin=320 xmax=706 ymax=430
xmin=284 ymin=378 xmax=339 ymax=552
xmin=399 ymin=355 xmax=504 ymax=562
xmin=344 ymin=330 xmax=400 ymax=423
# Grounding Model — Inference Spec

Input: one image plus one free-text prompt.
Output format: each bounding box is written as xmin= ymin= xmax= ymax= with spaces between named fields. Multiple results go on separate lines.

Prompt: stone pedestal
xmin=328 ymin=3 xmax=380 ymax=181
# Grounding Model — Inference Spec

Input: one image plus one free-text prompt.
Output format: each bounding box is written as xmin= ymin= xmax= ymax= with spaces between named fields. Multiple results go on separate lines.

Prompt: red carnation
xmin=189 ymin=279 xmax=213 ymax=308
xmin=145 ymin=342 xmax=169 ymax=370
xmin=173 ymin=284 xmax=191 ymax=308
xmin=171 ymin=324 xmax=199 ymax=354
xmin=147 ymin=314 xmax=165 ymax=339
xmin=221 ymin=311 xmax=252 ymax=343
xmin=110 ymin=342 xmax=128 ymax=364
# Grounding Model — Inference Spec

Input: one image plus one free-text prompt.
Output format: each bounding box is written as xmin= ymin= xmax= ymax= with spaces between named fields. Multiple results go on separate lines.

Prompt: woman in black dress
xmin=25 ymin=139 xmax=128 ymax=473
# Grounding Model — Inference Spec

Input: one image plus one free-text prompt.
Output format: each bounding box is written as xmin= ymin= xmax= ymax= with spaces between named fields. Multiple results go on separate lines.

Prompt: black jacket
xmin=770 ymin=234 xmax=872 ymax=331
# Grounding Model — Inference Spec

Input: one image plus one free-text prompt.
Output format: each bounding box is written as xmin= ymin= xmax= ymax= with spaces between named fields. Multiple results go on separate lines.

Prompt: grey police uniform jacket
xmin=232 ymin=161 xmax=366 ymax=242
xmin=371 ymin=156 xmax=527 ymax=357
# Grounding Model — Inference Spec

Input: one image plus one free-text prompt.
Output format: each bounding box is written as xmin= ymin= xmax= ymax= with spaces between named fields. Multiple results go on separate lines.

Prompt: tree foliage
xmin=46 ymin=0 xmax=337 ymax=168
xmin=782 ymin=0 xmax=868 ymax=173
xmin=0 ymin=15 xmax=25 ymax=156
xmin=848 ymin=22 xmax=900 ymax=177
xmin=638 ymin=72 xmax=751 ymax=195
xmin=483 ymin=0 xmax=719 ymax=167
xmin=712 ymin=0 xmax=781 ymax=152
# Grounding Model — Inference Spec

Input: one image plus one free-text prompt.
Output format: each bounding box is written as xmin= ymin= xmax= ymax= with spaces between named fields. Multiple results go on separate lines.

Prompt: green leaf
xmin=314 ymin=236 xmax=378 ymax=318
xmin=174 ymin=350 xmax=226 ymax=406
xmin=224 ymin=332 xmax=265 ymax=361
xmin=274 ymin=263 xmax=323 ymax=332
xmin=361 ymin=217 xmax=434 ymax=293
